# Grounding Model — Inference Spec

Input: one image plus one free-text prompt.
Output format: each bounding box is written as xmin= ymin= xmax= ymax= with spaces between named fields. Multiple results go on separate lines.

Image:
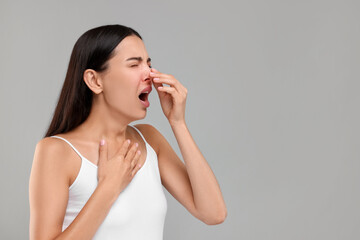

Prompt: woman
xmin=29 ymin=24 xmax=227 ymax=239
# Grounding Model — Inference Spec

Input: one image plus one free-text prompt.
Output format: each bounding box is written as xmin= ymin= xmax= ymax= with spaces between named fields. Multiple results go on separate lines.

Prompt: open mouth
xmin=138 ymin=92 xmax=149 ymax=102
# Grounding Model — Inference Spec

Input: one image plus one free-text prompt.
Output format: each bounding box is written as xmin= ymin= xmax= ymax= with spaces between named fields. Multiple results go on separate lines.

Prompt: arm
xmin=148 ymin=67 xmax=227 ymax=224
xmin=136 ymin=123 xmax=227 ymax=225
xmin=169 ymin=122 xmax=227 ymax=224
xmin=29 ymin=138 xmax=118 ymax=240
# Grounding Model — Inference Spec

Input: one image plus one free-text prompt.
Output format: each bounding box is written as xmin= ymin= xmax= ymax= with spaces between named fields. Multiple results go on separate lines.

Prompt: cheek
xmin=103 ymin=72 xmax=137 ymax=105
xmin=104 ymin=81 xmax=127 ymax=103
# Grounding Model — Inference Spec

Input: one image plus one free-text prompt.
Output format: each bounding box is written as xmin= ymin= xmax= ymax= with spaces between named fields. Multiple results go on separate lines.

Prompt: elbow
xmin=203 ymin=209 xmax=227 ymax=225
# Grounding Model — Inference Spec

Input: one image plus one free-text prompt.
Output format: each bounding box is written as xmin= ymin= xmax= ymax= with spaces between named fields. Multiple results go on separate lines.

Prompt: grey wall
xmin=1 ymin=0 xmax=359 ymax=239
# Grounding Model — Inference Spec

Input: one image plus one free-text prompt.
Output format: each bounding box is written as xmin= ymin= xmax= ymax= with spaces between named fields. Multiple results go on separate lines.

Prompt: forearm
xmin=170 ymin=122 xmax=227 ymax=223
xmin=54 ymin=182 xmax=118 ymax=240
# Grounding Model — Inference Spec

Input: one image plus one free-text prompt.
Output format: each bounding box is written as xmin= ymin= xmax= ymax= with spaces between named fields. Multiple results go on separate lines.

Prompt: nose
xmin=143 ymin=65 xmax=151 ymax=81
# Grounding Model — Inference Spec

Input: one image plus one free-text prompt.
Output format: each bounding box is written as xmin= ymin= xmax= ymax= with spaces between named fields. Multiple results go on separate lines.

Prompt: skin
xmin=29 ymin=35 xmax=227 ymax=239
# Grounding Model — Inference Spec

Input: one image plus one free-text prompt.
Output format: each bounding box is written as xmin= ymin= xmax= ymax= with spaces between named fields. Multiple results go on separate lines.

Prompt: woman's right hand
xmin=97 ymin=139 xmax=142 ymax=195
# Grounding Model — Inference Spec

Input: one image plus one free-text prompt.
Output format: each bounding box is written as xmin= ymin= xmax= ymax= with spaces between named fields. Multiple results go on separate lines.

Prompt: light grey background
xmin=1 ymin=0 xmax=359 ymax=239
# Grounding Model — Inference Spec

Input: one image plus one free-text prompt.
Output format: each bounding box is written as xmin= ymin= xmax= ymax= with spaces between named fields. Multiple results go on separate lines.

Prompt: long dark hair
xmin=44 ymin=24 xmax=142 ymax=138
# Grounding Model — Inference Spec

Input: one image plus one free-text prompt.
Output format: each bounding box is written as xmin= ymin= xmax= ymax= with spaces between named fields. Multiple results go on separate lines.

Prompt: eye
xmin=149 ymin=65 xmax=152 ymax=68
xmin=131 ymin=64 xmax=138 ymax=67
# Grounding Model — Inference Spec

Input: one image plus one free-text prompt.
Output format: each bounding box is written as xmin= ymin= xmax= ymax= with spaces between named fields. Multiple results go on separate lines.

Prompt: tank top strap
xmin=130 ymin=125 xmax=147 ymax=143
xmin=49 ymin=136 xmax=84 ymax=159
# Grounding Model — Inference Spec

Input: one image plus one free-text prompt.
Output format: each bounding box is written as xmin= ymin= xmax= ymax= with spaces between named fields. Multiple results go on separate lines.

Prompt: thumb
xmin=98 ymin=139 xmax=108 ymax=165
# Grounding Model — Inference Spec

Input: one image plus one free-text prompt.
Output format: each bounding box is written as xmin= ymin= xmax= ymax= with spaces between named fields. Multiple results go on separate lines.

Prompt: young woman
xmin=29 ymin=24 xmax=227 ymax=240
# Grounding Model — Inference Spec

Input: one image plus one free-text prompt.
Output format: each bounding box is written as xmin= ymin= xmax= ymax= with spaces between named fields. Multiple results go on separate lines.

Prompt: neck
xmin=76 ymin=101 xmax=135 ymax=144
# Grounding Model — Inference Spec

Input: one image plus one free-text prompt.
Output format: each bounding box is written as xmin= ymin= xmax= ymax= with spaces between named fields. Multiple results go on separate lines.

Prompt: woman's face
xmin=98 ymin=35 xmax=152 ymax=120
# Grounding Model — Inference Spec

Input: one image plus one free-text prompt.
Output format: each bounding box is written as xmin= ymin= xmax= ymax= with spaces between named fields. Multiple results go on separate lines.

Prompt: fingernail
xmin=150 ymin=72 xmax=155 ymax=75
xmin=138 ymin=163 xmax=141 ymax=168
xmin=127 ymin=139 xmax=131 ymax=144
xmin=100 ymin=139 xmax=105 ymax=146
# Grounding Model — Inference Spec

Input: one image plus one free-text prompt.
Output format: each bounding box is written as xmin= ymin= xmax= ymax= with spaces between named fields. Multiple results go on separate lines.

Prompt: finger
xmin=125 ymin=142 xmax=139 ymax=162
xmin=131 ymin=150 xmax=142 ymax=176
xmin=157 ymin=86 xmax=177 ymax=94
xmin=153 ymin=77 xmax=176 ymax=87
xmin=151 ymin=76 xmax=163 ymax=89
xmin=116 ymin=139 xmax=131 ymax=160
xmin=150 ymin=68 xmax=174 ymax=79
xmin=151 ymin=71 xmax=186 ymax=93
xmin=98 ymin=139 xmax=108 ymax=164
xmin=150 ymin=72 xmax=171 ymax=79
xmin=130 ymin=148 xmax=141 ymax=169
xmin=151 ymin=67 xmax=161 ymax=73
xmin=150 ymin=68 xmax=159 ymax=78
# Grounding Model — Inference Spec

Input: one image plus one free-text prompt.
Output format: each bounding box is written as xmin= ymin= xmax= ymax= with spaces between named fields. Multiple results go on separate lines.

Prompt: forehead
xmin=113 ymin=35 xmax=148 ymax=60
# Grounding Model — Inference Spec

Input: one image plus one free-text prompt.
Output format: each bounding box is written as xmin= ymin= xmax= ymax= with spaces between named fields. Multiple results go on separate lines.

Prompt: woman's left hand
xmin=150 ymin=68 xmax=187 ymax=125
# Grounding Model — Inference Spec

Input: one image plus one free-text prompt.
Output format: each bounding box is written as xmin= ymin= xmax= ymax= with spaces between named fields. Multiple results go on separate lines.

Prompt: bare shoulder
xmin=35 ymin=137 xmax=69 ymax=163
xmin=35 ymin=137 xmax=72 ymax=162
xmin=36 ymin=136 xmax=67 ymax=152
xmin=133 ymin=124 xmax=166 ymax=155
xmin=32 ymin=137 xmax=74 ymax=183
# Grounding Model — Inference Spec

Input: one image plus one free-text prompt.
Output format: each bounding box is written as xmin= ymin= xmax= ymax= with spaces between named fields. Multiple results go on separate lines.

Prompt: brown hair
xmin=44 ymin=24 xmax=142 ymax=138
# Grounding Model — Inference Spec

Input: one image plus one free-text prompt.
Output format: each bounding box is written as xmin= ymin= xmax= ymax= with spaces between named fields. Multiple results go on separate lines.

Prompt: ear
xmin=83 ymin=69 xmax=103 ymax=94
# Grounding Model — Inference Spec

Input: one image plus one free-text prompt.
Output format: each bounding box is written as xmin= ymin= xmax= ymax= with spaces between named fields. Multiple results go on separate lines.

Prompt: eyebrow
xmin=125 ymin=57 xmax=151 ymax=63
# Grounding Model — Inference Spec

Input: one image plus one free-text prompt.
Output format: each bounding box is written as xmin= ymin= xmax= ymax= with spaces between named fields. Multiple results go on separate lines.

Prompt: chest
xmin=68 ymin=136 xmax=148 ymax=187
xmin=62 ymin=144 xmax=167 ymax=238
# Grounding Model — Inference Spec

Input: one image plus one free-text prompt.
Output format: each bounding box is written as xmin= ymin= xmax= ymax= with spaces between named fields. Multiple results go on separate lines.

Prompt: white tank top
xmin=50 ymin=125 xmax=167 ymax=240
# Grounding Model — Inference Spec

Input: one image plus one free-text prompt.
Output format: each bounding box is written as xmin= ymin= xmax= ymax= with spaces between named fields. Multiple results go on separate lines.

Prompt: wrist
xmin=97 ymin=180 xmax=121 ymax=201
xmin=169 ymin=120 xmax=186 ymax=128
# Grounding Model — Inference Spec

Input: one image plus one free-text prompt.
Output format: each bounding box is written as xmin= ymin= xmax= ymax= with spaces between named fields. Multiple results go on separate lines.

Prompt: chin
xmin=136 ymin=108 xmax=148 ymax=120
